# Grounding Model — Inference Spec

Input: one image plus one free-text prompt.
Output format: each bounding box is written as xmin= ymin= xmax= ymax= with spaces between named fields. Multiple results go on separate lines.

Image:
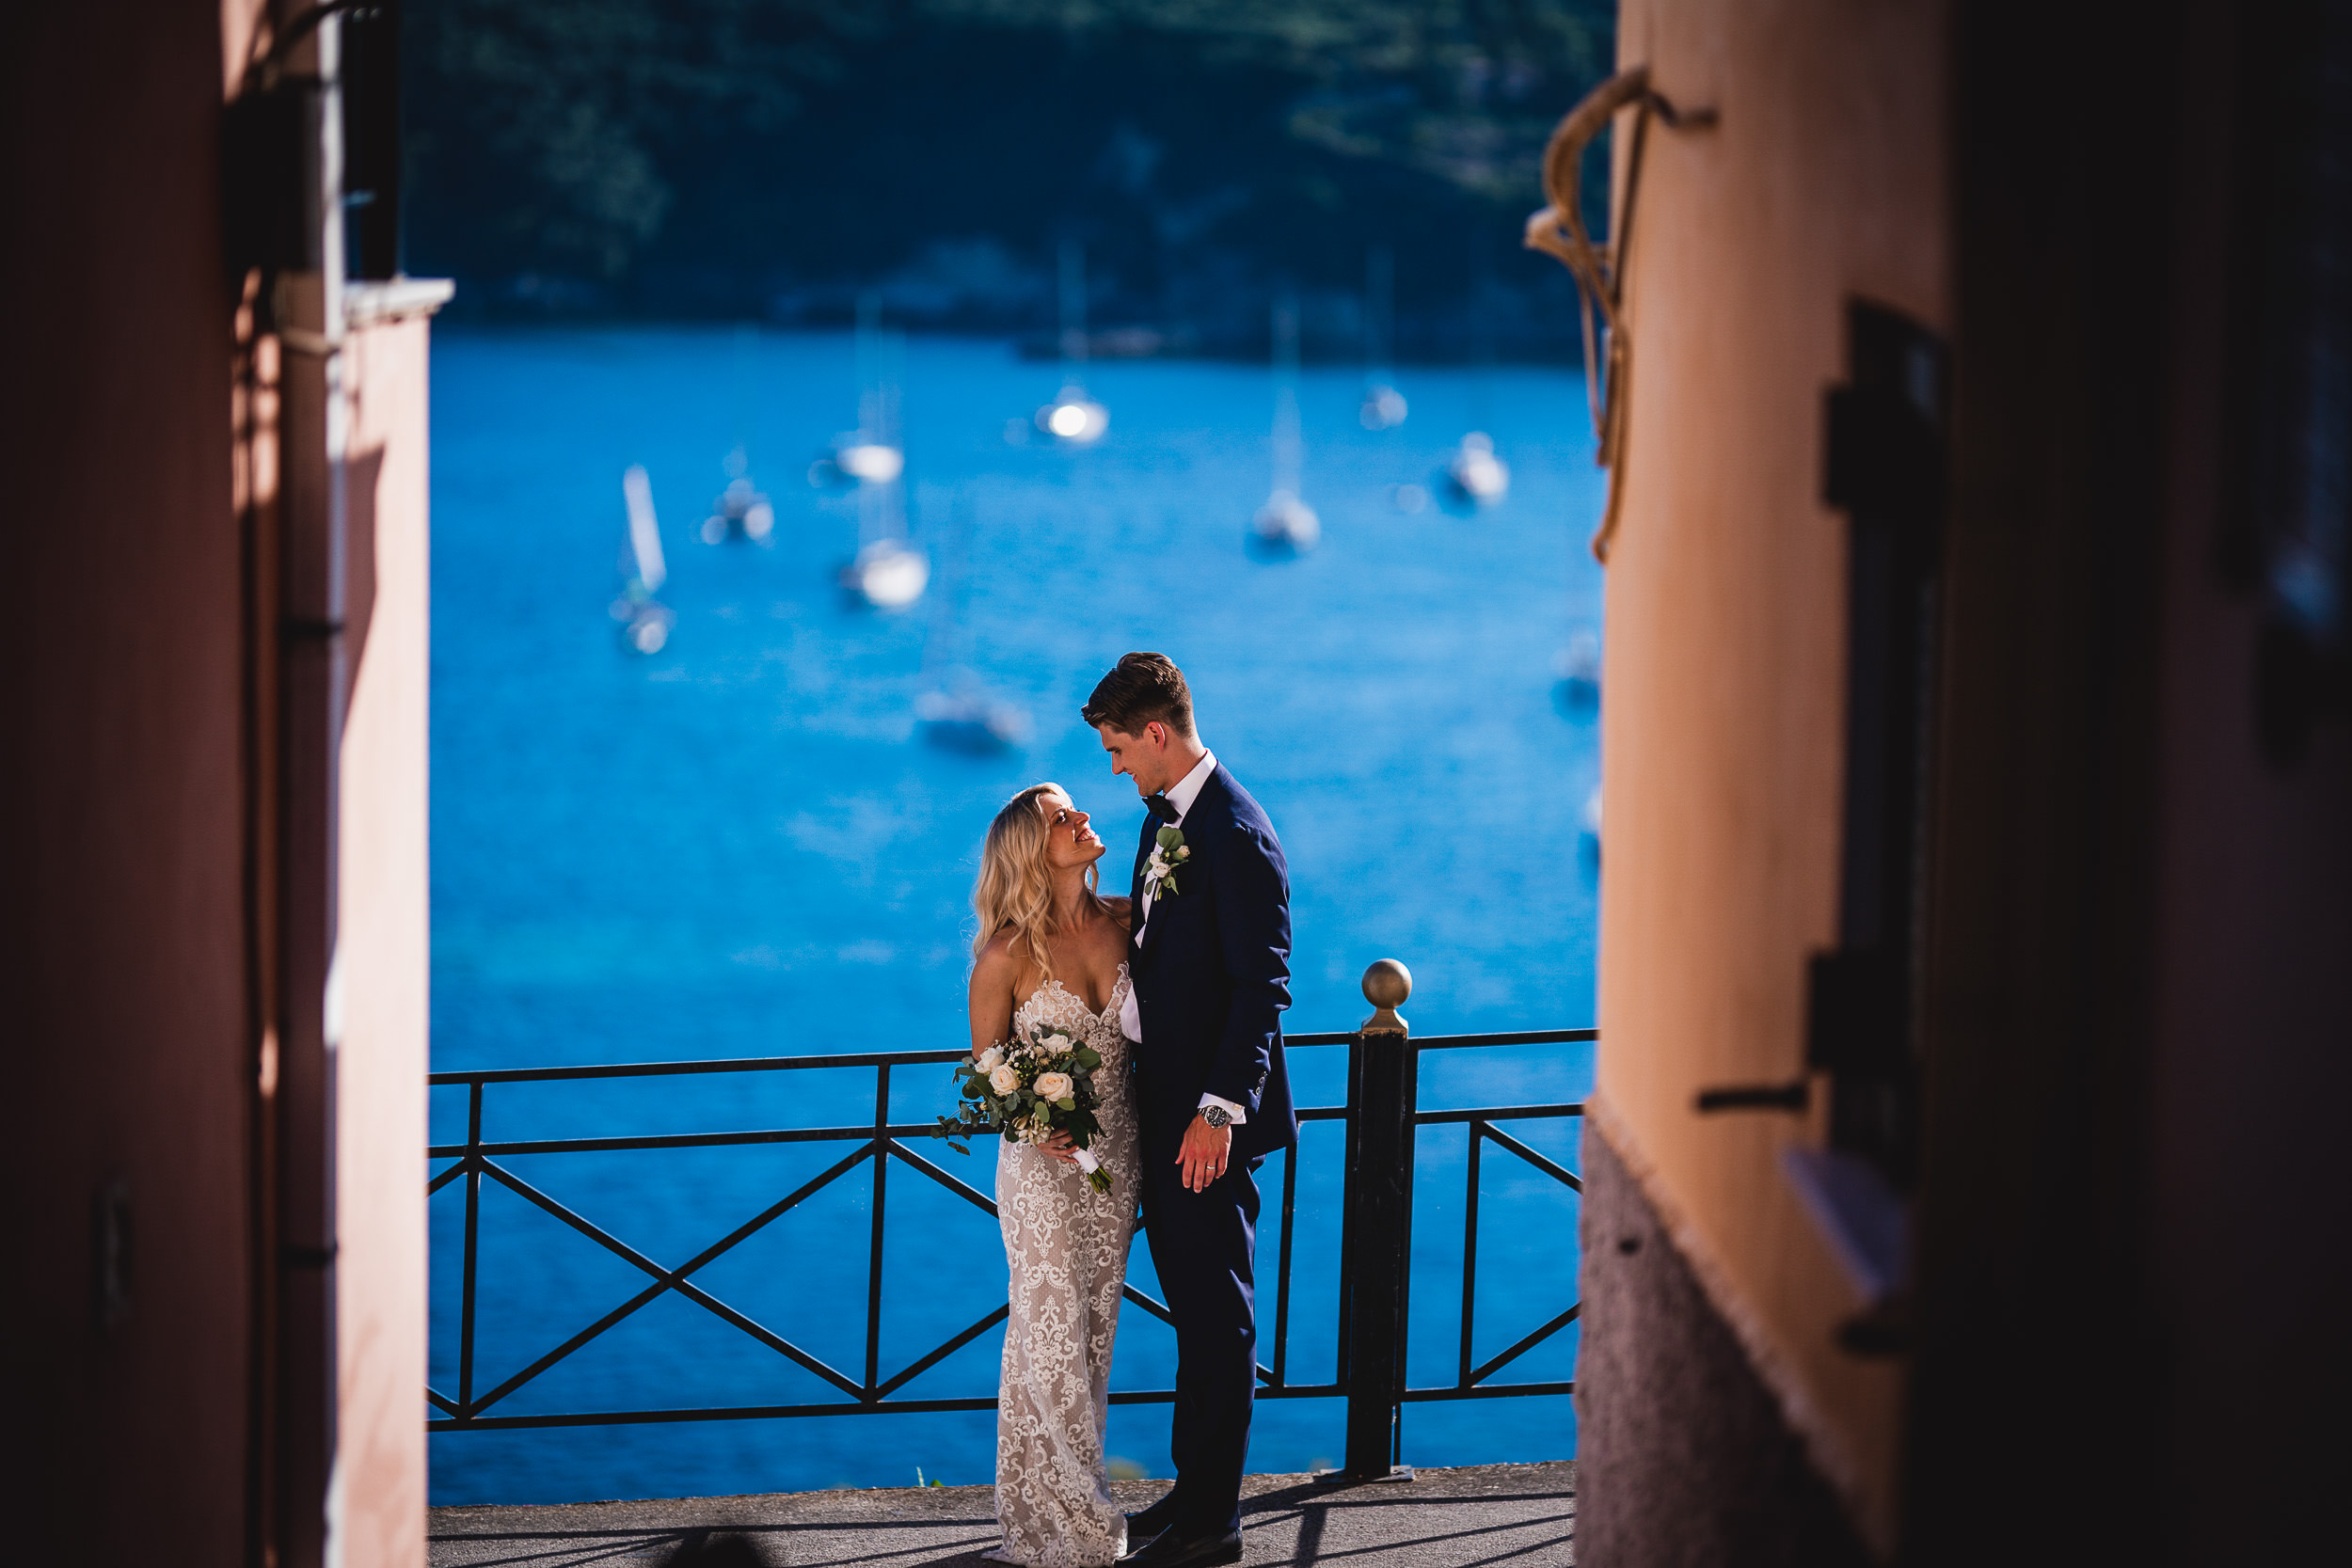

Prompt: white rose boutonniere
xmin=1145 ymin=824 xmax=1192 ymax=897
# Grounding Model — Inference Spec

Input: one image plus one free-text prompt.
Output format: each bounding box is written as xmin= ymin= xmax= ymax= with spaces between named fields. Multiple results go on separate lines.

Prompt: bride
xmin=968 ymin=783 xmax=1143 ymax=1567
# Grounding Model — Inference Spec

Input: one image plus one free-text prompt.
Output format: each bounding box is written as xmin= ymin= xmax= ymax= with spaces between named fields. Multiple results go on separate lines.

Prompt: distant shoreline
xmin=425 ymin=313 xmax=1591 ymax=370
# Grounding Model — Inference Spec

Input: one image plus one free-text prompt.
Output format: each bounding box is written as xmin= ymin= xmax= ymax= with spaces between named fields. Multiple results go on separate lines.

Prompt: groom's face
xmin=1096 ymin=721 xmax=1176 ymax=797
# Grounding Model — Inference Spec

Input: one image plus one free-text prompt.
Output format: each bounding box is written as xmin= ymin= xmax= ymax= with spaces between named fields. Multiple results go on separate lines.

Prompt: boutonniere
xmin=1145 ymin=825 xmax=1192 ymax=897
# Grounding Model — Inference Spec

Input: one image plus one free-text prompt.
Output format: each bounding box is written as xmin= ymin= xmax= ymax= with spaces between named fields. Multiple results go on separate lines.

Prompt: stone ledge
xmin=429 ymin=1460 xmax=1576 ymax=1566
xmin=344 ymin=277 xmax=454 ymax=326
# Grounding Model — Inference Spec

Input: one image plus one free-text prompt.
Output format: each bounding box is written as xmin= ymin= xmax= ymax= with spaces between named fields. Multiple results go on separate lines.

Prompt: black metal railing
xmin=426 ymin=961 xmax=1591 ymax=1480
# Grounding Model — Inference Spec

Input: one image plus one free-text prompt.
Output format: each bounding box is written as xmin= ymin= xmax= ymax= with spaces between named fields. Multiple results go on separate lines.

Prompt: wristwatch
xmin=1200 ymin=1104 xmax=1232 ymax=1130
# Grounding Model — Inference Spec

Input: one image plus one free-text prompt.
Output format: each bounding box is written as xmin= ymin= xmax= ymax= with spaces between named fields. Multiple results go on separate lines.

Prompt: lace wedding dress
xmin=992 ymin=964 xmax=1141 ymax=1567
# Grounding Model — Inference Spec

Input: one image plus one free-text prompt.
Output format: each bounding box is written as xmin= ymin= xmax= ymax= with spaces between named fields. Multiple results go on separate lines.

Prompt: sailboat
xmin=914 ymin=495 xmax=1031 ymax=752
xmin=1250 ymin=291 xmax=1319 ymax=555
xmin=1036 ymin=237 xmax=1108 ymax=446
xmin=1443 ymin=431 xmax=1512 ymax=507
xmin=701 ymin=331 xmax=776 ymax=543
xmin=844 ymin=541 xmax=929 ymax=609
xmin=1553 ymin=629 xmax=1603 ymax=712
xmin=1440 ymin=231 xmax=1511 ymax=511
xmin=834 ymin=294 xmax=929 ymax=610
xmin=700 ymin=445 xmax=774 ymax=544
xmin=1359 ymin=245 xmax=1408 ymax=431
xmin=610 ymin=464 xmax=676 ymax=654
xmin=916 ymin=680 xmax=1034 ymax=752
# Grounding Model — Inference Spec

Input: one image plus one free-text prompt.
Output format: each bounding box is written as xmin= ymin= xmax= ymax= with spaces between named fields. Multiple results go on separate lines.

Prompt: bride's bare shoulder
xmin=1102 ymin=895 xmax=1134 ymax=926
xmin=971 ymin=929 xmax=1022 ymax=986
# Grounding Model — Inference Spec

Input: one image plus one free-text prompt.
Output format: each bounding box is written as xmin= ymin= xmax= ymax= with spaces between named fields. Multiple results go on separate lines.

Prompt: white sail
xmin=621 ymin=465 xmax=666 ymax=591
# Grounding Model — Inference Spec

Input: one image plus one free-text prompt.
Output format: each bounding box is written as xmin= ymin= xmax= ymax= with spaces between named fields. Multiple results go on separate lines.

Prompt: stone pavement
xmin=428 ymin=1462 xmax=1576 ymax=1567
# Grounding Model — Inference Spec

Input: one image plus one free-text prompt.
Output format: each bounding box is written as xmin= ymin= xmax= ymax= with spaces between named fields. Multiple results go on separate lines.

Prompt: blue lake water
xmin=427 ymin=327 xmax=1604 ymax=1505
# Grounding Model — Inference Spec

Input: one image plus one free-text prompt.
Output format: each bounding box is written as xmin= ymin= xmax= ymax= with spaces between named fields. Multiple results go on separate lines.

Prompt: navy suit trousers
xmin=1138 ymin=1132 xmax=1263 ymax=1536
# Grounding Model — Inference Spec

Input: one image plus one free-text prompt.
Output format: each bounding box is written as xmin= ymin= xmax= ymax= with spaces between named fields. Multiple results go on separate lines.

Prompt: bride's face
xmin=1041 ymin=792 xmax=1106 ymax=871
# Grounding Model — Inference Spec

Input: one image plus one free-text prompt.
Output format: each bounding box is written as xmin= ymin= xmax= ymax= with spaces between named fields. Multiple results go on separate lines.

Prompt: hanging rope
xmin=1526 ymin=67 xmax=1715 ymax=562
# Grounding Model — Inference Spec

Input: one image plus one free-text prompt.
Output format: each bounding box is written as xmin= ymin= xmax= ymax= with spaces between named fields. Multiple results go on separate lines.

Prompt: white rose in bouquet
xmin=1034 ymin=1070 xmax=1074 ymax=1103
xmin=976 ymin=1046 xmax=1005 ymax=1071
xmin=989 ymin=1064 xmax=1021 ymax=1096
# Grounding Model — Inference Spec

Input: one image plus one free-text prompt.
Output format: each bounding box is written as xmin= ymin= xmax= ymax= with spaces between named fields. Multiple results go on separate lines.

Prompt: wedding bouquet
xmin=934 ymin=1022 xmax=1116 ymax=1194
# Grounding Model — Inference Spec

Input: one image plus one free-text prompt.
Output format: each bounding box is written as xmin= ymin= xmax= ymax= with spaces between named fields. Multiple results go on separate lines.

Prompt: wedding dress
xmin=991 ymin=964 xmax=1141 ymax=1567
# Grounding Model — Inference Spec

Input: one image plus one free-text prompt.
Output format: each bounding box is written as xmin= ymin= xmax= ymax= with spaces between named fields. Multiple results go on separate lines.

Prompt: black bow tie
xmin=1144 ymin=793 xmax=1179 ymax=823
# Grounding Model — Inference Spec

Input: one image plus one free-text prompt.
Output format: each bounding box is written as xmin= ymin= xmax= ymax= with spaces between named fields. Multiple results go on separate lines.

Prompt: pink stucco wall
xmin=0 ymin=6 xmax=436 ymax=1561
xmin=335 ymin=306 xmax=436 ymax=1568
xmin=1592 ymin=0 xmax=1948 ymax=1547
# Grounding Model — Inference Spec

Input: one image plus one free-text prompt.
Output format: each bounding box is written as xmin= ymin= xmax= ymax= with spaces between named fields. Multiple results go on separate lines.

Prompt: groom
xmin=1085 ymin=652 xmax=1296 ymax=1568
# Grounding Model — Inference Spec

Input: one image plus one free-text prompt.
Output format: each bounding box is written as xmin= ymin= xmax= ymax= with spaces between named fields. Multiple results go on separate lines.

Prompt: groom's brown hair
xmin=1082 ymin=652 xmax=1196 ymax=737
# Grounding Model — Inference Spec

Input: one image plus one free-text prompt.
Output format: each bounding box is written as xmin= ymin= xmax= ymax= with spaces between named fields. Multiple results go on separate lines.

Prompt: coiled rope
xmin=1526 ymin=66 xmax=1715 ymax=562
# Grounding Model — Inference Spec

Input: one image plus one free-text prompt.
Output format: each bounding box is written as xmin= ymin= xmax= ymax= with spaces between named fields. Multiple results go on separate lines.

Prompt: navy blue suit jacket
xmin=1127 ymin=763 xmax=1298 ymax=1161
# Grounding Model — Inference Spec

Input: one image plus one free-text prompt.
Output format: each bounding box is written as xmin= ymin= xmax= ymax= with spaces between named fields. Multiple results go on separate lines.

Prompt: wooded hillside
xmin=405 ymin=0 xmax=1615 ymax=356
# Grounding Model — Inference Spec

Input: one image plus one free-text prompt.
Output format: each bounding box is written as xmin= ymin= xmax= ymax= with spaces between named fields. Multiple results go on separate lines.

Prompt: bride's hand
xmin=1042 ymin=1131 xmax=1080 ymax=1165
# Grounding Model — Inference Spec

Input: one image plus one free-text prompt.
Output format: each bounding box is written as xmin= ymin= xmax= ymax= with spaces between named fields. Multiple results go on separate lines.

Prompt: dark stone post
xmin=1339 ymin=959 xmax=1416 ymax=1481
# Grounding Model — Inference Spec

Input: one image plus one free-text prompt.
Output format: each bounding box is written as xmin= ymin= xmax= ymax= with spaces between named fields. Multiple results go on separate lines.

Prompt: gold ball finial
xmin=1361 ymin=958 xmax=1412 ymax=1010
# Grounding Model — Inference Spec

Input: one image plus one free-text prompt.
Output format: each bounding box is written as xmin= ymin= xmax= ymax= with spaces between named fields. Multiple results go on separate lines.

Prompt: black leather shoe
xmin=1120 ymin=1528 xmax=1242 ymax=1567
xmin=1123 ymin=1499 xmax=1182 ymax=1542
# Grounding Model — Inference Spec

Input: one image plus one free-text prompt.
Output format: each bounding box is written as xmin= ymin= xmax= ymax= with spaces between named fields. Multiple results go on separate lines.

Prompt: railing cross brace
xmin=424 ymin=965 xmax=1593 ymax=1439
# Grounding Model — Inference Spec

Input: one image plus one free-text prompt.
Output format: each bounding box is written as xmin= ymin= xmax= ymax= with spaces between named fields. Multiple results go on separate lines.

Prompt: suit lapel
xmin=1138 ymin=884 xmax=1172 ymax=959
xmin=1136 ymin=767 xmax=1225 ymax=961
xmin=1131 ymin=814 xmax=1153 ymax=952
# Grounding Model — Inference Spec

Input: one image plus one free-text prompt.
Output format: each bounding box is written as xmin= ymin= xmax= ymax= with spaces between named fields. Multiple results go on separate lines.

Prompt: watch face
xmin=1203 ymin=1105 xmax=1231 ymax=1129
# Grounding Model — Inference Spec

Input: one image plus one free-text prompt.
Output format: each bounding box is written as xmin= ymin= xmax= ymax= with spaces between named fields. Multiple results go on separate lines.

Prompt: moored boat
xmin=612 ymin=464 xmax=676 ymax=654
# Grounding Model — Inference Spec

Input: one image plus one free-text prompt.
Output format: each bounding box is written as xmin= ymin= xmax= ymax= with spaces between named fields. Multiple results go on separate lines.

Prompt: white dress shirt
xmin=1119 ymin=750 xmax=1248 ymax=1126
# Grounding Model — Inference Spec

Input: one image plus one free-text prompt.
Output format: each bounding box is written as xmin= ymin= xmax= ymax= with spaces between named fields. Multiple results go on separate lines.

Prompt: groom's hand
xmin=1177 ymin=1115 xmax=1232 ymax=1192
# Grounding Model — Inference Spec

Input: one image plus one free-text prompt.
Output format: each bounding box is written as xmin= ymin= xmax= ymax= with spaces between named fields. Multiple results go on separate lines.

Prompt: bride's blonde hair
xmin=973 ymin=783 xmax=1112 ymax=981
